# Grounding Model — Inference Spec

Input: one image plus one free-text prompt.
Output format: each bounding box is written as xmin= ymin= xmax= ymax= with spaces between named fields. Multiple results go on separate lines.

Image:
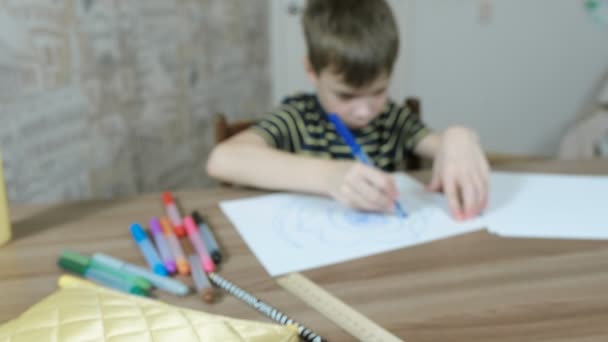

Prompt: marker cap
xmin=176 ymin=260 xmax=190 ymax=275
xmin=130 ymin=223 xmax=147 ymax=242
xmin=162 ymin=191 xmax=174 ymax=205
xmin=153 ymin=264 xmax=168 ymax=275
xmin=58 ymin=250 xmax=89 ymax=275
xmin=192 ymin=211 xmax=204 ymax=224
xmin=149 ymin=217 xmax=163 ymax=234
xmin=166 ymin=261 xmax=177 ymax=273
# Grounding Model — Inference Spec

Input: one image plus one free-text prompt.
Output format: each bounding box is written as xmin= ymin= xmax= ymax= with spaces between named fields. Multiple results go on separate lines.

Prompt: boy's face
xmin=307 ymin=66 xmax=390 ymax=129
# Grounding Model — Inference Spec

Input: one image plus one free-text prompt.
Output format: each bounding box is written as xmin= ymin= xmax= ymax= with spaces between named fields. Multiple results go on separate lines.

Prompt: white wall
xmin=403 ymin=0 xmax=608 ymax=156
xmin=272 ymin=0 xmax=608 ymax=156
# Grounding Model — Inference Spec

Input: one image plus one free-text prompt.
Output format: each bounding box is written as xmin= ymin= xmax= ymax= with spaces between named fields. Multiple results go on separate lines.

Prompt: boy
xmin=207 ymin=0 xmax=489 ymax=221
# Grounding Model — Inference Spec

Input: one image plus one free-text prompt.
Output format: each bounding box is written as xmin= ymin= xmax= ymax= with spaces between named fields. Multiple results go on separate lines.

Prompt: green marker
xmin=58 ymin=250 xmax=152 ymax=296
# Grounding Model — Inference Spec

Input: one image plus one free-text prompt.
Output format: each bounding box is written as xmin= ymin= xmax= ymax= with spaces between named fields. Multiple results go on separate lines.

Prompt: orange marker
xmin=160 ymin=216 xmax=189 ymax=275
xmin=163 ymin=192 xmax=186 ymax=237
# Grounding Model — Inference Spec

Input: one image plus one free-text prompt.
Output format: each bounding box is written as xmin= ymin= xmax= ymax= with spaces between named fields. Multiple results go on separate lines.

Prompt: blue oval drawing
xmin=344 ymin=211 xmax=390 ymax=226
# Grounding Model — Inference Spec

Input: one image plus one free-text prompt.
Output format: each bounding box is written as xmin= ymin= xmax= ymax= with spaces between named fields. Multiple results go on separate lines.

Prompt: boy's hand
xmin=427 ymin=126 xmax=490 ymax=220
xmin=327 ymin=161 xmax=399 ymax=213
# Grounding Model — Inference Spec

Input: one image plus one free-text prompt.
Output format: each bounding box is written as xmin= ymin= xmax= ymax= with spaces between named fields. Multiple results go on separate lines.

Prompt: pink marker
xmin=183 ymin=215 xmax=215 ymax=273
xmin=163 ymin=192 xmax=186 ymax=237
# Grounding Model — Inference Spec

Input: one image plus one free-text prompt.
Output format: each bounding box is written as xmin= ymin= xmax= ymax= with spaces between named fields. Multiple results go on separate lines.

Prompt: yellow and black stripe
xmin=252 ymin=93 xmax=429 ymax=171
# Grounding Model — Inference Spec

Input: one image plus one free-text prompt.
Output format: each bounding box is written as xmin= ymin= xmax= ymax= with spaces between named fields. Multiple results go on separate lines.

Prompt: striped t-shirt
xmin=252 ymin=93 xmax=430 ymax=171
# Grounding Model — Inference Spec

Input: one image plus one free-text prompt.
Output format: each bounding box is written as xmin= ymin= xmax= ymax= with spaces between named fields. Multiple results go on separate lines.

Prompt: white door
xmin=270 ymin=0 xmax=415 ymax=105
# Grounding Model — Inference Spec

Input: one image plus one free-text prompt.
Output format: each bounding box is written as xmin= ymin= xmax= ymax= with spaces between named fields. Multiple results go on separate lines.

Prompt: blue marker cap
xmin=130 ymin=223 xmax=168 ymax=276
xmin=153 ymin=264 xmax=167 ymax=275
xmin=130 ymin=223 xmax=147 ymax=242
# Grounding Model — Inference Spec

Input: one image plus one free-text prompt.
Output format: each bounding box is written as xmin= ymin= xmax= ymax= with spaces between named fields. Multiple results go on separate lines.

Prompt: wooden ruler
xmin=276 ymin=272 xmax=404 ymax=342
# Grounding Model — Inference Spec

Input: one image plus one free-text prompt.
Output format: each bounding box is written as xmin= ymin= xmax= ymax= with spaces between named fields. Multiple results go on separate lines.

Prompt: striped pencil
xmin=208 ymin=272 xmax=327 ymax=342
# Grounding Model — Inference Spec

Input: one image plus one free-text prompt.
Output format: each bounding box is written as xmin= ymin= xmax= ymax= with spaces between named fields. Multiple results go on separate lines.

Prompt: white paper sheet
xmin=220 ymin=171 xmax=608 ymax=275
xmin=485 ymin=172 xmax=608 ymax=239
xmin=220 ymin=174 xmax=483 ymax=276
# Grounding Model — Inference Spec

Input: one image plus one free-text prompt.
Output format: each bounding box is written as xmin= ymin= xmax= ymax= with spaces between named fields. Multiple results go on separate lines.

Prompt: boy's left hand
xmin=427 ymin=126 xmax=490 ymax=220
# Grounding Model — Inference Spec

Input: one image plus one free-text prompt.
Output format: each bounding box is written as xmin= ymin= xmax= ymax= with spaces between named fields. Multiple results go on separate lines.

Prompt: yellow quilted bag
xmin=0 ymin=275 xmax=298 ymax=342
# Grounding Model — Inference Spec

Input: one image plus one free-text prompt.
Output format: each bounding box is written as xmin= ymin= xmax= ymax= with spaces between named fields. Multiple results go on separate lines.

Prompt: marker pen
xmin=184 ymin=215 xmax=215 ymax=273
xmin=160 ymin=216 xmax=190 ymax=275
xmin=149 ymin=217 xmax=176 ymax=273
xmin=58 ymin=250 xmax=151 ymax=296
xmin=93 ymin=253 xmax=189 ymax=296
xmin=192 ymin=210 xmax=222 ymax=264
xmin=163 ymin=192 xmax=186 ymax=237
xmin=130 ymin=223 xmax=168 ymax=276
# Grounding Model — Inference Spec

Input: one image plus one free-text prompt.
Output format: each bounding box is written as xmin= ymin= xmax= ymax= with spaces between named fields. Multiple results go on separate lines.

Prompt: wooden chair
xmin=213 ymin=97 xmax=426 ymax=170
xmin=214 ymin=113 xmax=256 ymax=145
xmin=402 ymin=97 xmax=424 ymax=170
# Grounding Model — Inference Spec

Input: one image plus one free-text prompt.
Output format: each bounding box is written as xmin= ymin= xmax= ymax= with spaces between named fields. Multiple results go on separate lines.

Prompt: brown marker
xmin=181 ymin=238 xmax=215 ymax=303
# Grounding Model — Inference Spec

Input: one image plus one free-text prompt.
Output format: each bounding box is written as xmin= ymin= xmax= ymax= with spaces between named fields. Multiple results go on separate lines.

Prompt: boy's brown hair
xmin=302 ymin=0 xmax=399 ymax=87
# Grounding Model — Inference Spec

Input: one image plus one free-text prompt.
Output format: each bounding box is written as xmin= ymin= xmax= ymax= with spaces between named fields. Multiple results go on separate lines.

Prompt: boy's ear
xmin=303 ymin=57 xmax=319 ymax=85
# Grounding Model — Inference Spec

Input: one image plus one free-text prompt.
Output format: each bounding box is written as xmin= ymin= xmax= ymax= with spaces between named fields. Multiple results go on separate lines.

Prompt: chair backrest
xmin=214 ymin=113 xmax=256 ymax=145
xmin=213 ymin=96 xmax=425 ymax=170
xmin=402 ymin=97 xmax=424 ymax=170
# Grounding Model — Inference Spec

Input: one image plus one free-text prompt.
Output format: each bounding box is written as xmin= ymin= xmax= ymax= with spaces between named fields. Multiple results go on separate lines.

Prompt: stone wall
xmin=0 ymin=0 xmax=270 ymax=203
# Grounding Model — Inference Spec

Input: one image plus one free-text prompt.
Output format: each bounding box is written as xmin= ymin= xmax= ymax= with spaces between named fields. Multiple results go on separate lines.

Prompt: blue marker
xmin=328 ymin=113 xmax=407 ymax=218
xmin=130 ymin=223 xmax=168 ymax=276
xmin=92 ymin=253 xmax=189 ymax=296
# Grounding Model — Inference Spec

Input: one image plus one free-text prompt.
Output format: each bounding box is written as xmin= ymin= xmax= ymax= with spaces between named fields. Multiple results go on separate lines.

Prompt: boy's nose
xmin=353 ymin=98 xmax=375 ymax=119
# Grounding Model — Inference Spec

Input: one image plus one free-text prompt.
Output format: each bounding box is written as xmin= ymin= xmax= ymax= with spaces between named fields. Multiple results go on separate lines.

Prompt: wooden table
xmin=1 ymin=160 xmax=607 ymax=341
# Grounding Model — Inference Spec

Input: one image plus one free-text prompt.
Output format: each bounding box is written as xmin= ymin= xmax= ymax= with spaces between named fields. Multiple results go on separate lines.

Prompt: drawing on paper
xmin=273 ymin=197 xmax=434 ymax=248
xmin=220 ymin=176 xmax=486 ymax=276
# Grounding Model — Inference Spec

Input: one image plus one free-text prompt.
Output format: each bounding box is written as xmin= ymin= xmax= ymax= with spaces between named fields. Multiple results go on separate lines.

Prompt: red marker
xmin=163 ymin=192 xmax=186 ymax=237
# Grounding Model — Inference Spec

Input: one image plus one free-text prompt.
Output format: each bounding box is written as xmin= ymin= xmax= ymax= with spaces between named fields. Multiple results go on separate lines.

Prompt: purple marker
xmin=149 ymin=217 xmax=176 ymax=273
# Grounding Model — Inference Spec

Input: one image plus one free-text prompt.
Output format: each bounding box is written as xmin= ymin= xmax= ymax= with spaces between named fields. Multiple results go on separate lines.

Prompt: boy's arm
xmin=207 ymin=129 xmax=338 ymax=195
xmin=207 ymin=130 xmax=331 ymax=195
xmin=206 ymin=129 xmax=400 ymax=212
xmin=412 ymin=131 xmax=441 ymax=159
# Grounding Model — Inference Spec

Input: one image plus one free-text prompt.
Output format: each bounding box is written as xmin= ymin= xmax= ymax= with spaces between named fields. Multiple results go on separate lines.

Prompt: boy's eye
xmin=373 ymin=88 xmax=387 ymax=96
xmin=336 ymin=88 xmax=386 ymax=100
xmin=337 ymin=93 xmax=355 ymax=100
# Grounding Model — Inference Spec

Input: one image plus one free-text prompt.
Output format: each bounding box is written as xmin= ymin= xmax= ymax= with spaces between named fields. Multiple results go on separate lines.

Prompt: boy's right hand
xmin=327 ymin=161 xmax=399 ymax=213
